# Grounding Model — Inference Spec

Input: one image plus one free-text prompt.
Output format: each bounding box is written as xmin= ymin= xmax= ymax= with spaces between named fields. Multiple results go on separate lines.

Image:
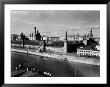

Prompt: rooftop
xmin=78 ymin=45 xmax=99 ymax=51
xmin=78 ymin=46 xmax=92 ymax=50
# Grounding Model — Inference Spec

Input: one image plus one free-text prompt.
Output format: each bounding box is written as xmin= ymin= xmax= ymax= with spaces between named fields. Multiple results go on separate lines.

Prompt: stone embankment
xmin=11 ymin=47 xmax=100 ymax=66
xmin=11 ymin=44 xmax=64 ymax=53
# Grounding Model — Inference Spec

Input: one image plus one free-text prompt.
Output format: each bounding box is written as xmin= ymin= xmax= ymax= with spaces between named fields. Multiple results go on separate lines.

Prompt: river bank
xmin=11 ymin=47 xmax=100 ymax=65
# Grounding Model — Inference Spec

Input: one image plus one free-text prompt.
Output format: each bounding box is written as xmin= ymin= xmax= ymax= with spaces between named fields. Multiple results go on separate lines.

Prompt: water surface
xmin=11 ymin=51 xmax=100 ymax=77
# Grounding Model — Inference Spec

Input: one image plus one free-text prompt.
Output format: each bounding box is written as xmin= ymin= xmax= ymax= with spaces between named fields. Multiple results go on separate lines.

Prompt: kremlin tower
xmin=64 ymin=30 xmax=68 ymax=53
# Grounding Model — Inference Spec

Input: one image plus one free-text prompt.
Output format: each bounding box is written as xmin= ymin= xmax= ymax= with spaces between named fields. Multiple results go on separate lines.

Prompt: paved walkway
xmin=11 ymin=48 xmax=100 ymax=66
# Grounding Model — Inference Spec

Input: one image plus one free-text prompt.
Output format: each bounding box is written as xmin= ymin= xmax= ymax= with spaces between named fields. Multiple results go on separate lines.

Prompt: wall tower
xmin=34 ymin=27 xmax=36 ymax=40
xmin=64 ymin=30 xmax=68 ymax=53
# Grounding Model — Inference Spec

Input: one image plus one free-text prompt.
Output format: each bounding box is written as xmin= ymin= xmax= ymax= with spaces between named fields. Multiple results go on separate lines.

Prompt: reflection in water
xmin=11 ymin=52 xmax=100 ymax=77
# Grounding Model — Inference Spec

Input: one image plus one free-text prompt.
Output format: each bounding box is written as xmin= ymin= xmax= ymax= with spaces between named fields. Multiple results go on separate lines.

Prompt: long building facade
xmin=77 ymin=46 xmax=100 ymax=57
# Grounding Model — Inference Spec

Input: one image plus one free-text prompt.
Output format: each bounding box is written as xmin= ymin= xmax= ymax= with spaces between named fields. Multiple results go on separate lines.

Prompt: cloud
xmin=11 ymin=10 xmax=100 ymax=37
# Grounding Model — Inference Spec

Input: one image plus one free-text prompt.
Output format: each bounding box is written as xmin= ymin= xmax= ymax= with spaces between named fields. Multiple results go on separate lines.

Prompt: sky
xmin=11 ymin=10 xmax=100 ymax=37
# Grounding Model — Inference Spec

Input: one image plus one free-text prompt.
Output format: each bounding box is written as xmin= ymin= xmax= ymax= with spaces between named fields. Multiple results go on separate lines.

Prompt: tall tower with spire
xmin=64 ymin=30 xmax=68 ymax=53
xmin=34 ymin=27 xmax=36 ymax=40
xmin=90 ymin=29 xmax=93 ymax=38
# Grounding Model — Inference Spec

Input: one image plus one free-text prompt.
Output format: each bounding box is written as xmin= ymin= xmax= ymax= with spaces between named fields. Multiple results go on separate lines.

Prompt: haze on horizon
xmin=11 ymin=10 xmax=100 ymax=38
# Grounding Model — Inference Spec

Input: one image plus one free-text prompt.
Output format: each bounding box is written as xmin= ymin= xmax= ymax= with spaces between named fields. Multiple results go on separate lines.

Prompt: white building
xmin=83 ymin=39 xmax=87 ymax=45
xmin=96 ymin=44 xmax=100 ymax=50
xmin=42 ymin=36 xmax=49 ymax=41
xmin=91 ymin=50 xmax=100 ymax=56
xmin=77 ymin=46 xmax=100 ymax=57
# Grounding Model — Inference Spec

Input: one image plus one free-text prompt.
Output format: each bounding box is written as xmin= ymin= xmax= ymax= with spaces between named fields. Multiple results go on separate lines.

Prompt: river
xmin=11 ymin=51 xmax=100 ymax=77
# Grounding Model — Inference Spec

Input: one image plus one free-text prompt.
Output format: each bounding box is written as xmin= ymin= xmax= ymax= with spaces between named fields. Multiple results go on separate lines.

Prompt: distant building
xmin=94 ymin=37 xmax=100 ymax=43
xmin=82 ymin=29 xmax=99 ymax=46
xmin=49 ymin=37 xmax=60 ymax=41
xmin=66 ymin=35 xmax=83 ymax=42
xmin=67 ymin=36 xmax=74 ymax=41
xmin=28 ymin=33 xmax=34 ymax=40
xmin=96 ymin=44 xmax=100 ymax=50
xmin=77 ymin=46 xmax=100 ymax=57
xmin=27 ymin=35 xmax=33 ymax=40
xmin=42 ymin=36 xmax=49 ymax=41
xmin=77 ymin=29 xmax=100 ymax=57
xmin=72 ymin=34 xmax=80 ymax=41
xmin=78 ymin=36 xmax=84 ymax=41
xmin=89 ymin=29 xmax=93 ymax=39
xmin=92 ymin=50 xmax=100 ymax=57
xmin=87 ymin=38 xmax=98 ymax=46
xmin=67 ymin=29 xmax=94 ymax=42
xmin=33 ymin=27 xmax=42 ymax=41
xmin=60 ymin=36 xmax=65 ymax=41
xmin=83 ymin=39 xmax=87 ymax=45
xmin=11 ymin=34 xmax=20 ymax=41
xmin=77 ymin=46 xmax=92 ymax=56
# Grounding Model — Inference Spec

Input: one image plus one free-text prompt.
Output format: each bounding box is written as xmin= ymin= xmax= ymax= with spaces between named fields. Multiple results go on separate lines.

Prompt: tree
xmin=42 ymin=40 xmax=46 ymax=51
xmin=87 ymin=38 xmax=97 ymax=46
xmin=20 ymin=33 xmax=25 ymax=48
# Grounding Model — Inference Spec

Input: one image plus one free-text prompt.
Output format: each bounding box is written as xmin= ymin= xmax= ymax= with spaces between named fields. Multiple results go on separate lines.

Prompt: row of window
xmin=77 ymin=53 xmax=99 ymax=56
xmin=77 ymin=49 xmax=100 ymax=56
xmin=77 ymin=53 xmax=89 ymax=55
xmin=77 ymin=50 xmax=91 ymax=53
xmin=77 ymin=51 xmax=100 ymax=56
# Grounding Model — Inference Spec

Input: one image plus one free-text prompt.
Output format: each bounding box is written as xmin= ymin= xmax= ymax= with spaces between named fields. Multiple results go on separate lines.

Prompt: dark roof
xmin=78 ymin=45 xmax=100 ymax=51
xmin=78 ymin=46 xmax=92 ymax=50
